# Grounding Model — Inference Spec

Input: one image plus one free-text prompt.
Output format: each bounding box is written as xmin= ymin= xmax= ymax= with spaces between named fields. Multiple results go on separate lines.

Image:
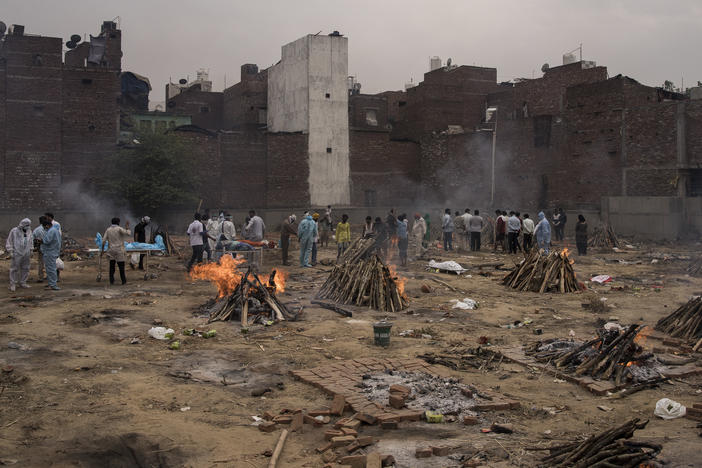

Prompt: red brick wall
xmin=222 ymin=66 xmax=267 ymax=129
xmin=349 ymin=94 xmax=388 ymax=130
xmin=221 ymin=130 xmax=268 ymax=209
xmin=349 ymin=131 xmax=419 ymax=207
xmin=168 ymin=89 xmax=224 ymax=130
xmin=266 ymin=133 xmax=309 ymax=209
xmin=686 ymin=100 xmax=702 ymax=166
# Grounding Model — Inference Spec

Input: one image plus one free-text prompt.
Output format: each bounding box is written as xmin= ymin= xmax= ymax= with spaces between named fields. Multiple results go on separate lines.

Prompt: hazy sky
xmin=3 ymin=0 xmax=701 ymax=100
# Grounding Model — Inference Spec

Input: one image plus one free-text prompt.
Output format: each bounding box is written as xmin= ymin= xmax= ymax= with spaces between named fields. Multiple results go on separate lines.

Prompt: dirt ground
xmin=0 ymin=235 xmax=701 ymax=467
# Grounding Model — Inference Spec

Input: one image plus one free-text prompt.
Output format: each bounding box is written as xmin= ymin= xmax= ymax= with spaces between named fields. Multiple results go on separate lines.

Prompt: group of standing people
xmin=282 ymin=207 xmax=352 ymax=268
xmin=185 ymin=211 xmax=239 ymax=272
xmin=5 ymin=213 xmax=62 ymax=291
xmin=442 ymin=209 xmax=486 ymax=252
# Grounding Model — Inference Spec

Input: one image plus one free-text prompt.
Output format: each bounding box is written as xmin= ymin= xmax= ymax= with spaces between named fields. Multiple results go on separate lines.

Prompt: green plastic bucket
xmin=373 ymin=321 xmax=393 ymax=347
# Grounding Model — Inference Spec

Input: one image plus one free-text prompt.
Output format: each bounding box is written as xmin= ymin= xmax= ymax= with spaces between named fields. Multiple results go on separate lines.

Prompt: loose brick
xmin=330 ymin=394 xmax=346 ymax=416
xmin=309 ymin=409 xmax=331 ymax=417
xmin=415 ymin=447 xmax=433 ymax=458
xmin=356 ymin=412 xmax=378 ymax=425
xmin=290 ymin=412 xmax=303 ymax=432
xmin=330 ymin=435 xmax=357 ymax=448
xmin=366 ymin=452 xmax=382 ymax=468
xmin=389 ymin=393 xmax=406 ymax=409
xmin=356 ymin=436 xmax=374 ymax=447
xmin=272 ymin=415 xmax=292 ymax=424
xmin=380 ymin=421 xmax=398 ymax=430
xmin=325 ymin=430 xmax=344 ymax=440
xmin=316 ymin=442 xmax=333 ymax=453
xmin=258 ymin=421 xmax=277 ymax=432
xmin=340 ymin=428 xmax=358 ymax=436
xmin=389 ymin=384 xmax=411 ymax=395
xmin=431 ymin=446 xmax=451 ymax=456
xmin=322 ymin=450 xmax=337 ymax=463
xmin=463 ymin=416 xmax=479 ymax=425
xmin=338 ymin=455 xmax=367 ymax=468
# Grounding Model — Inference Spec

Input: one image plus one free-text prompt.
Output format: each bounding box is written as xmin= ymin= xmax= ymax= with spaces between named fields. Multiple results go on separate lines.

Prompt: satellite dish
xmin=70 ymin=34 xmax=81 ymax=43
xmin=178 ymin=78 xmax=187 ymax=85
xmin=66 ymin=41 xmax=77 ymax=49
xmin=0 ymin=22 xmax=6 ymax=36
xmin=541 ymin=63 xmax=550 ymax=73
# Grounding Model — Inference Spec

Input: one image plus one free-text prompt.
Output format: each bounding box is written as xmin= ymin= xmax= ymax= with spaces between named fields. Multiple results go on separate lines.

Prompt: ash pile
xmin=317 ymin=237 xmax=409 ymax=312
xmin=192 ymin=255 xmax=297 ymax=325
xmin=358 ymin=371 xmax=484 ymax=420
xmin=527 ymin=324 xmax=664 ymax=386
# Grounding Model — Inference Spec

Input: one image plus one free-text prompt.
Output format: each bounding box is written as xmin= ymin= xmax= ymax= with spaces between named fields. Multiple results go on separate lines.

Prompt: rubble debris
xmin=527 ymin=325 xmax=662 ymax=386
xmin=531 ymin=418 xmax=660 ymax=467
xmin=317 ymin=254 xmax=409 ymax=312
xmin=655 ymin=296 xmax=702 ymax=346
xmin=588 ymin=222 xmax=620 ymax=249
xmin=502 ymin=248 xmax=580 ymax=293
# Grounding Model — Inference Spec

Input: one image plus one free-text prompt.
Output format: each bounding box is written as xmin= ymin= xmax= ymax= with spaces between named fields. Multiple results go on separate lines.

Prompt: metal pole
xmin=491 ymin=114 xmax=497 ymax=205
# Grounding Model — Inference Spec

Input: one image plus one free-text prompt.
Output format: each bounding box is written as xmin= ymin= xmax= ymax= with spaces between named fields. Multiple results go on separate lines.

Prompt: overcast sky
xmin=3 ymin=0 xmax=701 ymax=100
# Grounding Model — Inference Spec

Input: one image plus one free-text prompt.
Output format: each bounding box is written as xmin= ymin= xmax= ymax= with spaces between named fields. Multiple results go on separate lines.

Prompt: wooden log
xmin=311 ymin=299 xmax=353 ymax=317
xmin=268 ymin=429 xmax=289 ymax=468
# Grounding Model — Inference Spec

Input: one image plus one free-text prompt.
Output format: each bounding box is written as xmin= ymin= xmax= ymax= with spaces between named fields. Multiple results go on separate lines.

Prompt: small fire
xmin=388 ymin=264 xmax=407 ymax=296
xmin=560 ymin=248 xmax=575 ymax=264
xmin=190 ymin=255 xmax=246 ymax=298
xmin=625 ymin=361 xmax=638 ymax=367
xmin=271 ymin=269 xmax=288 ymax=293
xmin=633 ymin=325 xmax=653 ymax=348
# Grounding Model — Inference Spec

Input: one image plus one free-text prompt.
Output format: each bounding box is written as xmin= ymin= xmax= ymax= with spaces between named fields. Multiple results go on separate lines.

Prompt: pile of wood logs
xmin=337 ymin=237 xmax=377 ymax=264
xmin=502 ymin=248 xmax=579 ymax=293
xmin=686 ymin=257 xmax=702 ymax=277
xmin=206 ymin=268 xmax=296 ymax=324
xmin=317 ymin=254 xmax=409 ymax=312
xmin=533 ymin=418 xmax=661 ymax=467
xmin=588 ymin=222 xmax=620 ymax=248
xmin=527 ymin=324 xmax=656 ymax=385
xmin=655 ymin=296 xmax=702 ymax=349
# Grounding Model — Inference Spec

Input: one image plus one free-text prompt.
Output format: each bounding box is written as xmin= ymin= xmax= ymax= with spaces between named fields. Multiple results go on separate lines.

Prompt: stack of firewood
xmin=686 ymin=257 xmax=702 ymax=277
xmin=534 ymin=418 xmax=661 ymax=467
xmin=317 ymin=254 xmax=409 ymax=312
xmin=337 ymin=237 xmax=377 ymax=264
xmin=655 ymin=296 xmax=702 ymax=349
xmin=206 ymin=268 xmax=296 ymax=324
xmin=502 ymin=248 xmax=579 ymax=293
xmin=588 ymin=222 xmax=620 ymax=248
xmin=527 ymin=324 xmax=655 ymax=385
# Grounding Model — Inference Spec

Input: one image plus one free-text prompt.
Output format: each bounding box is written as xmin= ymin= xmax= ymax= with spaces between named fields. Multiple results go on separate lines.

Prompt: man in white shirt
xmin=186 ymin=213 xmax=204 ymax=272
xmin=522 ymin=213 xmax=535 ymax=251
xmin=507 ymin=211 xmax=521 ymax=254
xmin=245 ymin=210 xmax=265 ymax=242
xmin=462 ymin=209 xmax=472 ymax=251
xmin=441 ymin=208 xmax=453 ymax=251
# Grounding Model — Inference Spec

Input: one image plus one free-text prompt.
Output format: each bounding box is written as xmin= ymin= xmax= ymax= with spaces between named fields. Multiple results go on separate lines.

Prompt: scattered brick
xmin=322 ymin=450 xmax=337 ymax=463
xmin=330 ymin=394 xmax=346 ymax=416
xmin=356 ymin=436 xmax=374 ymax=447
xmin=431 ymin=446 xmax=451 ymax=456
xmin=340 ymin=428 xmax=358 ymax=436
xmin=290 ymin=412 xmax=303 ymax=432
xmin=338 ymin=455 xmax=367 ymax=468
xmin=460 ymin=387 xmax=473 ymax=398
xmin=309 ymin=409 xmax=331 ymax=416
xmin=258 ymin=421 xmax=277 ymax=432
xmin=325 ymin=430 xmax=345 ymax=440
xmin=262 ymin=411 xmax=275 ymax=421
xmin=389 ymin=384 xmax=411 ymax=395
xmin=356 ymin=412 xmax=378 ymax=425
xmin=463 ymin=416 xmax=479 ymax=425
xmin=304 ymin=414 xmax=326 ymax=426
xmin=272 ymin=415 xmax=292 ymax=424
xmin=415 ymin=447 xmax=433 ymax=458
xmin=342 ymin=419 xmax=361 ymax=430
xmin=366 ymin=452 xmax=382 ymax=468
xmin=330 ymin=435 xmax=357 ymax=448
xmin=389 ymin=393 xmax=406 ymax=409
xmin=380 ymin=421 xmax=398 ymax=430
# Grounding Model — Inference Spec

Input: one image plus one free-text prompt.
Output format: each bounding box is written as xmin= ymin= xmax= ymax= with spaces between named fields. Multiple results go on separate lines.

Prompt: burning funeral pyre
xmin=503 ymin=248 xmax=580 ymax=293
xmin=191 ymin=255 xmax=296 ymax=325
xmin=317 ymin=237 xmax=409 ymax=312
xmin=655 ymin=296 xmax=702 ymax=349
xmin=533 ymin=418 xmax=661 ymax=467
xmin=588 ymin=222 xmax=620 ymax=248
xmin=527 ymin=325 xmax=663 ymax=386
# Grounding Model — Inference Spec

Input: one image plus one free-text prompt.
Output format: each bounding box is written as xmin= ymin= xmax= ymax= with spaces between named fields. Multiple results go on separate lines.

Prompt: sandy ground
xmin=0 ymin=235 xmax=701 ymax=467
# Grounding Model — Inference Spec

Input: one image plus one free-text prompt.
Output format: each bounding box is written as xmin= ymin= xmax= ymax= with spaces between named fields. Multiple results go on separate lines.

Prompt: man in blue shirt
xmin=40 ymin=219 xmax=62 ymax=290
xmin=396 ymin=214 xmax=409 ymax=266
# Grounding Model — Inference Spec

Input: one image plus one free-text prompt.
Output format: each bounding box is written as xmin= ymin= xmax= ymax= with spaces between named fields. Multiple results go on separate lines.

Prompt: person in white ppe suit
xmin=6 ymin=218 xmax=33 ymax=291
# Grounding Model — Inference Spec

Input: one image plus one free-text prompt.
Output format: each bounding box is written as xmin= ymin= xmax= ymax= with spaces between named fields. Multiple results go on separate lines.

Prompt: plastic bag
xmin=148 ymin=327 xmax=175 ymax=340
xmin=451 ymin=298 xmax=478 ymax=310
xmin=590 ymin=275 xmax=612 ymax=284
xmin=56 ymin=258 xmax=65 ymax=270
xmin=654 ymin=398 xmax=686 ymax=419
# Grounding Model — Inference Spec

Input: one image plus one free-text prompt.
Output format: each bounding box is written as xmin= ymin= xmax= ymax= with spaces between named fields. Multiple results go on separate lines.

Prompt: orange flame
xmin=272 ymin=269 xmax=288 ymax=293
xmin=190 ymin=255 xmax=246 ymax=298
xmin=634 ymin=326 xmax=653 ymax=348
xmin=625 ymin=361 xmax=637 ymax=367
xmin=388 ymin=264 xmax=407 ymax=296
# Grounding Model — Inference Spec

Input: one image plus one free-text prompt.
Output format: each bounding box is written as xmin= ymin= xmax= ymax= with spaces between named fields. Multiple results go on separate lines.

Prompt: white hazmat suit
xmin=6 ymin=218 xmax=33 ymax=290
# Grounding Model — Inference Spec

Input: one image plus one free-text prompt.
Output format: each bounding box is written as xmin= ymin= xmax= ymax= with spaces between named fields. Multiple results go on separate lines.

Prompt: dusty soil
xmin=0 ymin=236 xmax=701 ymax=467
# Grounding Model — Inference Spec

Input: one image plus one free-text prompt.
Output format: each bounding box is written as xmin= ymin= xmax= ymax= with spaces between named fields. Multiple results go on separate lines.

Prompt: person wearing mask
xmin=534 ymin=211 xmax=552 ymax=254
xmin=494 ymin=209 xmax=506 ymax=252
xmin=522 ymin=213 xmax=535 ymax=251
xmin=6 ymin=218 xmax=33 ymax=291
xmin=221 ymin=214 xmax=236 ymax=241
xmin=297 ymin=213 xmax=317 ymax=267
xmin=206 ymin=213 xmax=222 ymax=259
xmin=469 ymin=210 xmax=484 ymax=251
xmin=319 ymin=206 xmax=333 ymax=248
xmin=442 ymin=208 xmax=453 ymax=251
xmin=412 ymin=213 xmax=427 ymax=259
xmin=186 ymin=213 xmax=204 ymax=272
xmin=507 ymin=211 xmax=521 ymax=254
xmin=133 ymin=216 xmax=151 ymax=270
xmin=40 ymin=218 xmax=62 ymax=291
xmin=33 ymin=216 xmax=47 ymax=282
xmin=396 ymin=214 xmax=409 ymax=266
xmin=311 ymin=212 xmax=320 ymax=266
xmin=101 ymin=217 xmax=132 ymax=285
xmin=362 ymin=216 xmax=374 ymax=239
xmin=373 ymin=216 xmax=388 ymax=258
xmin=44 ymin=212 xmax=62 ymax=234
xmin=280 ymin=214 xmax=297 ymax=266
xmin=245 ymin=210 xmax=265 ymax=242
xmin=575 ymin=214 xmax=588 ymax=256
xmin=335 ymin=214 xmax=351 ymax=260
xmin=454 ymin=211 xmax=466 ymax=251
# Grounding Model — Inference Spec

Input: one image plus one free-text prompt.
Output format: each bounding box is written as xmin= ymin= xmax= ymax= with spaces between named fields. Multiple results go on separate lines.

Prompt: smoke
xmin=59 ymin=181 xmax=138 ymax=235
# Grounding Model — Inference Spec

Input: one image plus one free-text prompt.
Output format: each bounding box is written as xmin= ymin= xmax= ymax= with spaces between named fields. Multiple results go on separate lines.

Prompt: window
xmin=364 ymin=190 xmax=377 ymax=207
xmin=32 ymin=54 xmax=42 ymax=66
xmin=325 ymin=93 xmax=330 ymax=99
xmin=534 ymin=115 xmax=552 ymax=148
xmin=689 ymin=170 xmax=702 ymax=197
xmin=326 ymin=147 xmax=332 ymax=153
xmin=33 ymin=105 xmax=44 ymax=117
xmin=398 ymin=101 xmax=407 ymax=107
xmin=200 ymin=106 xmax=210 ymax=113
xmin=82 ymin=78 xmax=93 ymax=85
xmin=365 ymin=109 xmax=378 ymax=126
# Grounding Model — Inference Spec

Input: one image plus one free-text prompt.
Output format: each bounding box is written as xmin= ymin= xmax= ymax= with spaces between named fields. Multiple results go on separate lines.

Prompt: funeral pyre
xmin=655 ymin=295 xmax=702 ymax=348
xmin=532 ymin=418 xmax=661 ymax=468
xmin=588 ymin=222 xmax=620 ymax=249
xmin=191 ymin=255 xmax=296 ymax=324
xmin=526 ymin=325 xmax=664 ymax=386
xmin=503 ymin=248 xmax=580 ymax=293
xmin=317 ymin=238 xmax=409 ymax=312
